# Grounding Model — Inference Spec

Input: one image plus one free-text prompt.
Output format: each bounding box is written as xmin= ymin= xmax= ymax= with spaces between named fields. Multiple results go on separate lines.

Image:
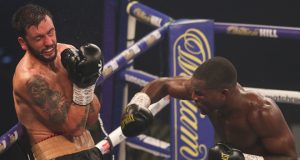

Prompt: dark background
xmin=0 ymin=0 xmax=300 ymax=159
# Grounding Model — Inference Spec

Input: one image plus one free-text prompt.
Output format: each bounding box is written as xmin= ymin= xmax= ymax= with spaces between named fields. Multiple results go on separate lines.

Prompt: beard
xmin=25 ymin=40 xmax=57 ymax=63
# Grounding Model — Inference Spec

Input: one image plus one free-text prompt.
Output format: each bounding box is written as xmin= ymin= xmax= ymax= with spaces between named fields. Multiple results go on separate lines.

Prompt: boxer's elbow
xmin=63 ymin=100 xmax=100 ymax=135
xmin=86 ymin=114 xmax=99 ymax=127
xmin=288 ymin=150 xmax=298 ymax=160
xmin=49 ymin=122 xmax=84 ymax=136
xmin=86 ymin=98 xmax=101 ymax=127
xmin=62 ymin=121 xmax=86 ymax=136
xmin=60 ymin=114 xmax=88 ymax=136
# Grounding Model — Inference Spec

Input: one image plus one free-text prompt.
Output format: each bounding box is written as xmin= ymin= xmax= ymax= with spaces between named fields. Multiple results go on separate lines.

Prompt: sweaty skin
xmin=13 ymin=16 xmax=100 ymax=145
xmin=141 ymin=76 xmax=297 ymax=160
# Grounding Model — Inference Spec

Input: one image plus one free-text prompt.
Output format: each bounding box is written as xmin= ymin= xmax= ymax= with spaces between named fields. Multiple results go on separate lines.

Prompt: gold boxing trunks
xmin=31 ymin=130 xmax=95 ymax=160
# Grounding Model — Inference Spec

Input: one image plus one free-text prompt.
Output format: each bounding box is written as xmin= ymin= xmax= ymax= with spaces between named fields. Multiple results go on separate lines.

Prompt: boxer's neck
xmin=220 ymin=86 xmax=243 ymax=113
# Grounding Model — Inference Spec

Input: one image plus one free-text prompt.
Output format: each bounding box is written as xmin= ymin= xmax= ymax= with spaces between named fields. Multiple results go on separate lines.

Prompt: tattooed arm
xmin=14 ymin=74 xmax=99 ymax=136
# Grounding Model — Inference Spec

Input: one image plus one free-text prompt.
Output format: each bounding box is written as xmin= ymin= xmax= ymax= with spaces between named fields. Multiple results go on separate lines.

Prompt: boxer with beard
xmin=12 ymin=4 xmax=103 ymax=160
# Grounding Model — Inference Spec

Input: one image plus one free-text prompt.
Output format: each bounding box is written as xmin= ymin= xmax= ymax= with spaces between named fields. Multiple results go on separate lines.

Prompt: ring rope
xmin=0 ymin=122 xmax=23 ymax=154
xmin=96 ymin=24 xmax=169 ymax=87
xmin=245 ymin=87 xmax=300 ymax=105
xmin=127 ymin=1 xmax=300 ymax=40
xmin=126 ymin=134 xmax=170 ymax=158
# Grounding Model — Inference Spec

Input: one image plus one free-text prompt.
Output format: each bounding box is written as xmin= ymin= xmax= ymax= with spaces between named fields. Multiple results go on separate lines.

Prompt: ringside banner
xmin=169 ymin=19 xmax=215 ymax=160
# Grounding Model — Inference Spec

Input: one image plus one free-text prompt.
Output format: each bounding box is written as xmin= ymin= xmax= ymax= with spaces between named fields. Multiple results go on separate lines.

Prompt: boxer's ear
xmin=18 ymin=37 xmax=27 ymax=51
xmin=221 ymin=88 xmax=229 ymax=96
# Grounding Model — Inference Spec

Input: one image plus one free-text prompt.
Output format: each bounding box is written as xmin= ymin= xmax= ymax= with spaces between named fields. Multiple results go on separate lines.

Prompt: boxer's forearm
xmin=62 ymin=103 xmax=90 ymax=135
xmin=86 ymin=95 xmax=101 ymax=127
xmin=141 ymin=77 xmax=193 ymax=105
xmin=61 ymin=97 xmax=101 ymax=136
xmin=141 ymin=78 xmax=169 ymax=104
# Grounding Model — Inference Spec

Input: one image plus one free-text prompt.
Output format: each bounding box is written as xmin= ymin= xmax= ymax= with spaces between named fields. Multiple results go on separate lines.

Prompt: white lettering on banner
xmin=259 ymin=29 xmax=278 ymax=38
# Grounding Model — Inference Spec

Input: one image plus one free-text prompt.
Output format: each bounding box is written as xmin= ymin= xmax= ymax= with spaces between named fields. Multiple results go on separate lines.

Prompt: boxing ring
xmin=1 ymin=1 xmax=300 ymax=160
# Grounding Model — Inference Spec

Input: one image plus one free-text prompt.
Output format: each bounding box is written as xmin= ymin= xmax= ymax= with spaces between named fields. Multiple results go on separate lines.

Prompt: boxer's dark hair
xmin=12 ymin=4 xmax=53 ymax=38
xmin=193 ymin=56 xmax=237 ymax=89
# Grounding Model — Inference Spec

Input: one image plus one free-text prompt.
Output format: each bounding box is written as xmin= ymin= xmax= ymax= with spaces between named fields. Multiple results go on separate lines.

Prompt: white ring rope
xmin=126 ymin=134 xmax=171 ymax=158
xmin=245 ymin=87 xmax=300 ymax=105
xmin=96 ymin=95 xmax=170 ymax=154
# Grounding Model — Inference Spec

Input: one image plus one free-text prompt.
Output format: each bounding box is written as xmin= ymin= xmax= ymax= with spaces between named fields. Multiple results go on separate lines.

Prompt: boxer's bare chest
xmin=37 ymin=63 xmax=72 ymax=97
xmin=210 ymin=110 xmax=259 ymax=151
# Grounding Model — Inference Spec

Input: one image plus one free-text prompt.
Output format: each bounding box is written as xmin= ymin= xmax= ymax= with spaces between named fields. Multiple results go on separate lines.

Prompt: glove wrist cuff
xmin=128 ymin=92 xmax=151 ymax=109
xmin=73 ymin=84 xmax=95 ymax=105
xmin=243 ymin=153 xmax=264 ymax=160
xmin=96 ymin=139 xmax=111 ymax=155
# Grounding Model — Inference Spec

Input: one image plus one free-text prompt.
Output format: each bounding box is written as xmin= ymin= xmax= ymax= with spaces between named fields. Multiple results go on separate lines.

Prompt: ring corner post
xmin=99 ymin=0 xmax=120 ymax=156
xmin=168 ymin=19 xmax=215 ymax=160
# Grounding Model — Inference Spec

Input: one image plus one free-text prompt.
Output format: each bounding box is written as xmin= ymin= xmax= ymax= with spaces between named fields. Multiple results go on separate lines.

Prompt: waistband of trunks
xmin=32 ymin=130 xmax=95 ymax=160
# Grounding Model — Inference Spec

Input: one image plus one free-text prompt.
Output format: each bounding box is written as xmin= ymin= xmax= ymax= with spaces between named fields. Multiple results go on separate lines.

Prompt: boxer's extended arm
xmin=248 ymin=103 xmax=297 ymax=160
xmin=141 ymin=76 xmax=193 ymax=103
xmin=120 ymin=76 xmax=193 ymax=137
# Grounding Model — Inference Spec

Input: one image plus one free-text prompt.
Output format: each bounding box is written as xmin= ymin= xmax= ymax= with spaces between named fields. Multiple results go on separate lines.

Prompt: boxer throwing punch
xmin=121 ymin=57 xmax=297 ymax=160
xmin=12 ymin=4 xmax=103 ymax=160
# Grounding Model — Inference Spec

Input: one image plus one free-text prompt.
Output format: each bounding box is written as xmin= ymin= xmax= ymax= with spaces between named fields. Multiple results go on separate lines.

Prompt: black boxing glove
xmin=121 ymin=92 xmax=154 ymax=137
xmin=209 ymin=143 xmax=265 ymax=160
xmin=208 ymin=143 xmax=245 ymax=160
xmin=61 ymin=43 xmax=103 ymax=87
xmin=61 ymin=43 xmax=103 ymax=105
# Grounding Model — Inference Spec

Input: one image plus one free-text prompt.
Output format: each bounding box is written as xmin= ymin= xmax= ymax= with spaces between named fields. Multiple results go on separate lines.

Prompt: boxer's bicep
xmin=248 ymin=105 xmax=294 ymax=156
xmin=25 ymin=75 xmax=70 ymax=125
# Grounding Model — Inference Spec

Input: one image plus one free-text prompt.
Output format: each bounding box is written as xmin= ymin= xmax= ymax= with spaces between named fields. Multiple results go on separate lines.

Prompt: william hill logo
xmin=227 ymin=26 xmax=278 ymax=38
